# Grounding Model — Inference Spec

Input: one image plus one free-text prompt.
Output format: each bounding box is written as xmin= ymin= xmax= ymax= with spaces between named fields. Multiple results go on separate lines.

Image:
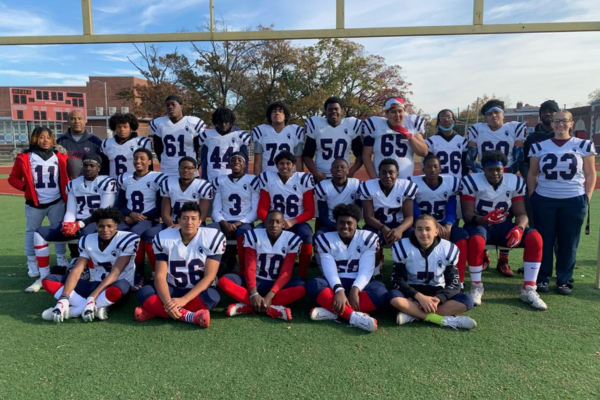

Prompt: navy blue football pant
xmin=42 ymin=273 xmax=131 ymax=301
xmin=388 ymin=287 xmax=474 ymax=311
xmin=531 ymin=192 xmax=588 ymax=286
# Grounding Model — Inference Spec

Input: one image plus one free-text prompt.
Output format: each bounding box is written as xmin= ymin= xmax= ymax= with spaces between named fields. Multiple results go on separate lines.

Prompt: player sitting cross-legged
xmin=134 ymin=202 xmax=225 ymax=328
xmin=41 ymin=207 xmax=138 ymax=322
xmin=307 ymin=204 xmax=388 ymax=333
xmin=461 ymin=150 xmax=547 ymax=310
xmin=218 ymin=209 xmax=307 ymax=321
xmin=388 ymin=214 xmax=476 ymax=330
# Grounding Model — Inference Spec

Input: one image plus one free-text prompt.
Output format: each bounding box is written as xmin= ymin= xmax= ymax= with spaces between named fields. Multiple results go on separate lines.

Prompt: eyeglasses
xmin=552 ymin=119 xmax=572 ymax=124
xmin=179 ymin=166 xmax=196 ymax=170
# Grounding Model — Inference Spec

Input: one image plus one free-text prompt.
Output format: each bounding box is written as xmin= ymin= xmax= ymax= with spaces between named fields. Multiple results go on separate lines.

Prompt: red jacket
xmin=9 ymin=148 xmax=69 ymax=206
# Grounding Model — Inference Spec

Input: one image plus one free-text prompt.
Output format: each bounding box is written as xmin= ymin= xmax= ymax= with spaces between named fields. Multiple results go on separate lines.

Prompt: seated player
xmin=388 ymin=215 xmax=476 ymax=330
xmin=141 ymin=157 xmax=213 ymax=271
xmin=210 ymin=152 xmax=259 ymax=273
xmin=254 ymin=151 xmax=315 ymax=278
xmin=41 ymin=207 xmax=138 ymax=322
xmin=134 ymin=202 xmax=225 ymax=328
xmin=461 ymin=150 xmax=547 ymax=310
xmin=218 ymin=210 xmax=306 ymax=321
xmin=116 ymin=148 xmax=167 ymax=289
xmin=29 ymin=154 xmax=117 ymax=293
xmin=409 ymin=155 xmax=469 ymax=286
xmin=358 ymin=158 xmax=417 ymax=278
xmin=307 ymin=204 xmax=387 ymax=333
xmin=314 ymin=158 xmax=361 ymax=236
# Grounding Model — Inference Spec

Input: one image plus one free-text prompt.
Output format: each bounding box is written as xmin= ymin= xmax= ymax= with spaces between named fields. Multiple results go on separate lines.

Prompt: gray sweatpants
xmin=25 ymin=200 xmax=66 ymax=259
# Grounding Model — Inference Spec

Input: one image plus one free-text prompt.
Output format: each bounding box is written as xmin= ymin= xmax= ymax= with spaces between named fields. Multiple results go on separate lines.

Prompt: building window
xmin=36 ymin=91 xmax=42 ymax=100
xmin=43 ymin=91 xmax=49 ymax=100
xmin=51 ymin=92 xmax=57 ymax=101
xmin=28 ymin=98 xmax=34 ymax=102
xmin=34 ymin=111 xmax=40 ymax=120
xmin=21 ymin=95 xmax=26 ymax=104
xmin=65 ymin=100 xmax=71 ymax=105
xmin=121 ymin=107 xmax=129 ymax=113
xmin=58 ymin=92 xmax=64 ymax=101
xmin=63 ymin=112 xmax=68 ymax=121
xmin=41 ymin=111 xmax=47 ymax=120
xmin=56 ymin=112 xmax=62 ymax=120
xmin=12 ymin=95 xmax=19 ymax=104
xmin=17 ymin=110 xmax=24 ymax=120
xmin=78 ymin=99 xmax=85 ymax=107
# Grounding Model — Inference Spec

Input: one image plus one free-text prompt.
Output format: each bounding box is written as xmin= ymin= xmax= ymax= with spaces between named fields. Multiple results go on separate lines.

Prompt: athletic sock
xmin=523 ymin=231 xmax=543 ymax=288
xmin=469 ymin=266 xmax=483 ymax=284
xmin=43 ymin=280 xmax=63 ymax=296
xmin=425 ymin=313 xmax=444 ymax=325
xmin=499 ymin=250 xmax=509 ymax=262
xmin=68 ymin=291 xmax=87 ymax=307
xmin=522 ymin=262 xmax=540 ymax=288
xmin=217 ymin=276 xmax=250 ymax=304
xmin=298 ymin=244 xmax=313 ymax=278
xmin=467 ymin=235 xmax=486 ymax=284
xmin=316 ymin=288 xmax=353 ymax=320
xmin=272 ymin=286 xmax=307 ymax=306
xmin=144 ymin=241 xmax=156 ymax=272
xmin=178 ymin=307 xmax=197 ymax=323
xmin=96 ymin=286 xmax=122 ymax=308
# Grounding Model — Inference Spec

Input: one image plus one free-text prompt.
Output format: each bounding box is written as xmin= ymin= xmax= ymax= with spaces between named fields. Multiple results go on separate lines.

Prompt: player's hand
xmin=82 ymin=297 xmax=96 ymax=322
xmin=392 ymin=125 xmax=413 ymax=139
xmin=129 ymin=212 xmax=146 ymax=222
xmin=219 ymin=220 xmax=235 ymax=236
xmin=61 ymin=222 xmax=81 ymax=237
xmin=483 ymin=208 xmax=509 ymax=225
xmin=348 ymin=287 xmax=361 ymax=311
xmin=505 ymin=225 xmax=524 ymax=248
xmin=52 ymin=299 xmax=70 ymax=323
xmin=263 ymin=291 xmax=275 ymax=310
xmin=333 ymin=290 xmax=348 ymax=315
xmin=385 ymin=227 xmax=403 ymax=244
xmin=250 ymin=292 xmax=263 ymax=313
xmin=437 ymin=223 xmax=451 ymax=241
xmin=314 ymin=172 xmax=327 ymax=183
xmin=164 ymin=298 xmax=184 ymax=320
xmin=283 ymin=219 xmax=297 ymax=229
xmin=415 ymin=294 xmax=437 ymax=314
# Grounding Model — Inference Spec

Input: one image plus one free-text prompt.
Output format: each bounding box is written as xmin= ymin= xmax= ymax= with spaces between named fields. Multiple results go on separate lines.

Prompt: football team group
xmin=8 ymin=94 xmax=596 ymax=332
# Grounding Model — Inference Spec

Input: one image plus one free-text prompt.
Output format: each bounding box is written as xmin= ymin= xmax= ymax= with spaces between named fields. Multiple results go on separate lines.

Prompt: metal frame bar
xmin=81 ymin=0 xmax=93 ymax=35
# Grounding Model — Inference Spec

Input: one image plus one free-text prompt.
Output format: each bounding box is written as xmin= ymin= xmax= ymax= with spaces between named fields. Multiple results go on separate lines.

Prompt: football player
xmin=409 ymin=155 xmax=469 ymax=285
xmin=29 ymin=154 xmax=117 ymax=293
xmin=528 ymin=110 xmax=596 ymax=294
xmin=41 ymin=207 xmax=138 ymax=322
xmin=150 ymin=95 xmax=206 ymax=179
xmin=198 ymin=107 xmax=251 ymax=181
xmin=253 ymin=101 xmax=305 ymax=174
xmin=461 ymin=150 xmax=547 ymax=310
xmin=134 ymin=202 xmax=225 ymax=328
xmin=388 ymin=215 xmax=476 ymax=330
xmin=210 ymin=152 xmax=259 ymax=273
xmin=307 ymin=204 xmax=386 ymax=333
xmin=255 ymin=151 xmax=315 ymax=278
xmin=362 ymin=97 xmax=428 ymax=180
xmin=425 ymin=109 xmax=468 ymax=178
xmin=302 ymin=96 xmax=363 ymax=183
xmin=218 ymin=209 xmax=306 ymax=321
xmin=116 ymin=148 xmax=167 ymax=289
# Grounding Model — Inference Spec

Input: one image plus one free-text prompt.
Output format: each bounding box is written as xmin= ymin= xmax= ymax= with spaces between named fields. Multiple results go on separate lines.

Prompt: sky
xmin=0 ymin=0 xmax=599 ymax=116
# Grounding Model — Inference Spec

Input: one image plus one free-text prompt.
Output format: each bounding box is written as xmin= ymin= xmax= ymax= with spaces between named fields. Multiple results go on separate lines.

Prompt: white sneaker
xmin=94 ymin=307 xmax=109 ymax=321
xmin=27 ymin=260 xmax=39 ymax=278
xmin=442 ymin=316 xmax=477 ymax=330
xmin=25 ymin=278 xmax=43 ymax=293
xmin=41 ymin=307 xmax=55 ymax=321
xmin=470 ymin=282 xmax=484 ymax=306
xmin=349 ymin=312 xmax=378 ymax=332
xmin=309 ymin=307 xmax=338 ymax=321
xmin=396 ymin=312 xmax=417 ymax=326
xmin=268 ymin=305 xmax=292 ymax=321
xmin=56 ymin=255 xmax=69 ymax=267
xmin=520 ymin=285 xmax=548 ymax=311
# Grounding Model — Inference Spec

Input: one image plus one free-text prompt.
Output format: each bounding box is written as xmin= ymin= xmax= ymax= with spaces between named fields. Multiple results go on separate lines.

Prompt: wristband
xmin=249 ymin=292 xmax=259 ymax=298
xmin=471 ymin=215 xmax=478 ymax=225
xmin=333 ymin=284 xmax=343 ymax=293
xmin=59 ymin=294 xmax=70 ymax=301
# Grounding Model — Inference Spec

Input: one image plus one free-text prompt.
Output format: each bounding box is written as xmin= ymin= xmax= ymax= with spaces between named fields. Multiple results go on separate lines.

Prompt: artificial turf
xmin=0 ymin=195 xmax=599 ymax=399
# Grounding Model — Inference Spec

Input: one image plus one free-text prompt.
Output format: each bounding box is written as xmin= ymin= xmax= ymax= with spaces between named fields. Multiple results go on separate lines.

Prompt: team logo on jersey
xmin=443 ymin=191 xmax=448 ymax=198
xmin=504 ymin=130 xmax=509 ymax=136
xmin=344 ymin=129 xmax=348 ymax=135
xmin=53 ymin=160 xmax=58 ymax=166
xmin=572 ymin=147 xmax=578 ymax=152
xmin=231 ymin=138 xmax=236 ymax=144
xmin=350 ymin=194 xmax=355 ymax=200
xmin=84 ymin=147 xmax=90 ymax=152
xmin=94 ymin=187 xmax=99 ymax=193
xmin=457 ymin=144 xmax=462 ymax=149
xmin=396 ymin=197 xmax=402 ymax=204
xmin=243 ymin=184 xmax=247 ymax=190
xmin=505 ymin=191 xmax=511 ymax=198
xmin=437 ymin=260 xmax=444 ymax=269
xmin=185 ymin=126 xmax=189 ymax=131
xmin=287 ymin=133 xmax=291 ymax=139
xmin=130 ymin=146 xmax=135 ymax=151
xmin=197 ymin=246 xmax=204 ymax=255
xmin=192 ymin=193 xmax=197 ymax=199
xmin=293 ymin=185 xmax=298 ymax=191
xmin=281 ymin=247 xmax=286 ymax=254
xmin=356 ymin=246 xmax=361 ymax=253
xmin=146 ymin=182 xmax=152 ymax=188
xmin=111 ymin=250 xmax=118 ymax=258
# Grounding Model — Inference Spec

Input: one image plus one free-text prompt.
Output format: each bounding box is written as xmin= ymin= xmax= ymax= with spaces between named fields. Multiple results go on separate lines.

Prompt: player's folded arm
xmin=391 ymin=262 xmax=419 ymax=300
xmin=435 ymin=264 xmax=461 ymax=303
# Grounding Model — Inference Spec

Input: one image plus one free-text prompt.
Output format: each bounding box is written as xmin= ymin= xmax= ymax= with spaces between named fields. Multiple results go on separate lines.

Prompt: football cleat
xmin=192 ymin=309 xmax=210 ymax=328
xmin=482 ymin=250 xmax=490 ymax=271
xmin=496 ymin=255 xmax=514 ymax=277
xmin=94 ymin=307 xmax=108 ymax=321
xmin=226 ymin=303 xmax=254 ymax=317
xmin=27 ymin=260 xmax=40 ymax=278
xmin=470 ymin=282 xmax=484 ymax=306
xmin=309 ymin=307 xmax=338 ymax=321
xmin=442 ymin=316 xmax=478 ymax=330
xmin=267 ymin=305 xmax=292 ymax=321
xmin=25 ymin=278 xmax=43 ymax=293
xmin=41 ymin=307 xmax=56 ymax=321
xmin=134 ymin=306 xmax=156 ymax=322
xmin=349 ymin=312 xmax=378 ymax=333
xmin=396 ymin=312 xmax=417 ymax=326
xmin=520 ymin=285 xmax=548 ymax=311
xmin=131 ymin=275 xmax=145 ymax=292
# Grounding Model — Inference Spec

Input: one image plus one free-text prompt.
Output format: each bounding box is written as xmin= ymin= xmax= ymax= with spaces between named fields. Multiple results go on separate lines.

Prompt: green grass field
xmin=1 ymin=195 xmax=599 ymax=399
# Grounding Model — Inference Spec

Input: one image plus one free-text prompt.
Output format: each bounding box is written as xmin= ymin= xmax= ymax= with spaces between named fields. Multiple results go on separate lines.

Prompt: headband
xmin=483 ymin=161 xmax=505 ymax=168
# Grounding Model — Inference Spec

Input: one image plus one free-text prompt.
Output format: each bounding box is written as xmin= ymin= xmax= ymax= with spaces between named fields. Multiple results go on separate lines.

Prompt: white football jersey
xmin=362 ymin=115 xmax=426 ymax=179
xmin=252 ymin=124 xmax=305 ymax=172
xmin=212 ymin=174 xmax=259 ymax=223
xmin=66 ymin=175 xmax=118 ymax=221
xmin=529 ymin=137 xmax=597 ymax=199
xmin=244 ymin=229 xmax=302 ymax=282
xmin=314 ymin=178 xmax=361 ymax=222
xmin=117 ymin=171 xmax=168 ymax=214
xmin=358 ymin=178 xmax=418 ymax=224
xmin=198 ymin=128 xmax=252 ymax=181
xmin=314 ymin=230 xmax=379 ymax=290
xmin=460 ymin=172 xmax=526 ymax=222
xmin=78 ymin=231 xmax=139 ymax=284
xmin=29 ymin=152 xmax=61 ymax=204
xmin=304 ymin=116 xmax=362 ymax=175
xmin=392 ymin=237 xmax=459 ymax=288
xmin=160 ymin=177 xmax=214 ymax=223
xmin=254 ymin=171 xmax=314 ymax=220
xmin=425 ymin=133 xmax=468 ymax=178
xmin=100 ymin=136 xmax=153 ymax=178
xmin=152 ymin=227 xmax=226 ymax=289
xmin=409 ymin=175 xmax=460 ymax=223
xmin=150 ymin=116 xmax=206 ymax=178
xmin=467 ymin=121 xmax=527 ymax=168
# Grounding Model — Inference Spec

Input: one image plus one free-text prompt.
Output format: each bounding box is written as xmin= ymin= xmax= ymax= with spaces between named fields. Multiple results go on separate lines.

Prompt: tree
xmin=588 ymin=88 xmax=600 ymax=104
xmin=456 ymin=94 xmax=511 ymax=124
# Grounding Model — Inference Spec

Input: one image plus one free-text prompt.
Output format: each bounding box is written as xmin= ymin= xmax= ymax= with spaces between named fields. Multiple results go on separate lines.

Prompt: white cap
xmin=384 ymin=97 xmax=405 ymax=110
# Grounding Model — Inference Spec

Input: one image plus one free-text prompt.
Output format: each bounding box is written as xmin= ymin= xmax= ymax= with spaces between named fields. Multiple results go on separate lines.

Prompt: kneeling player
xmin=307 ymin=204 xmax=387 ymax=332
xmin=134 ymin=202 xmax=225 ymax=328
xmin=218 ymin=210 xmax=306 ymax=321
xmin=41 ymin=207 xmax=137 ymax=322
xmin=388 ymin=215 xmax=476 ymax=330
xmin=461 ymin=150 xmax=547 ymax=310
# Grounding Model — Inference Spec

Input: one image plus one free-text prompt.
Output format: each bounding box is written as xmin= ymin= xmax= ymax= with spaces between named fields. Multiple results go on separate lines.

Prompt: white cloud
xmin=0 ymin=3 xmax=77 ymax=36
